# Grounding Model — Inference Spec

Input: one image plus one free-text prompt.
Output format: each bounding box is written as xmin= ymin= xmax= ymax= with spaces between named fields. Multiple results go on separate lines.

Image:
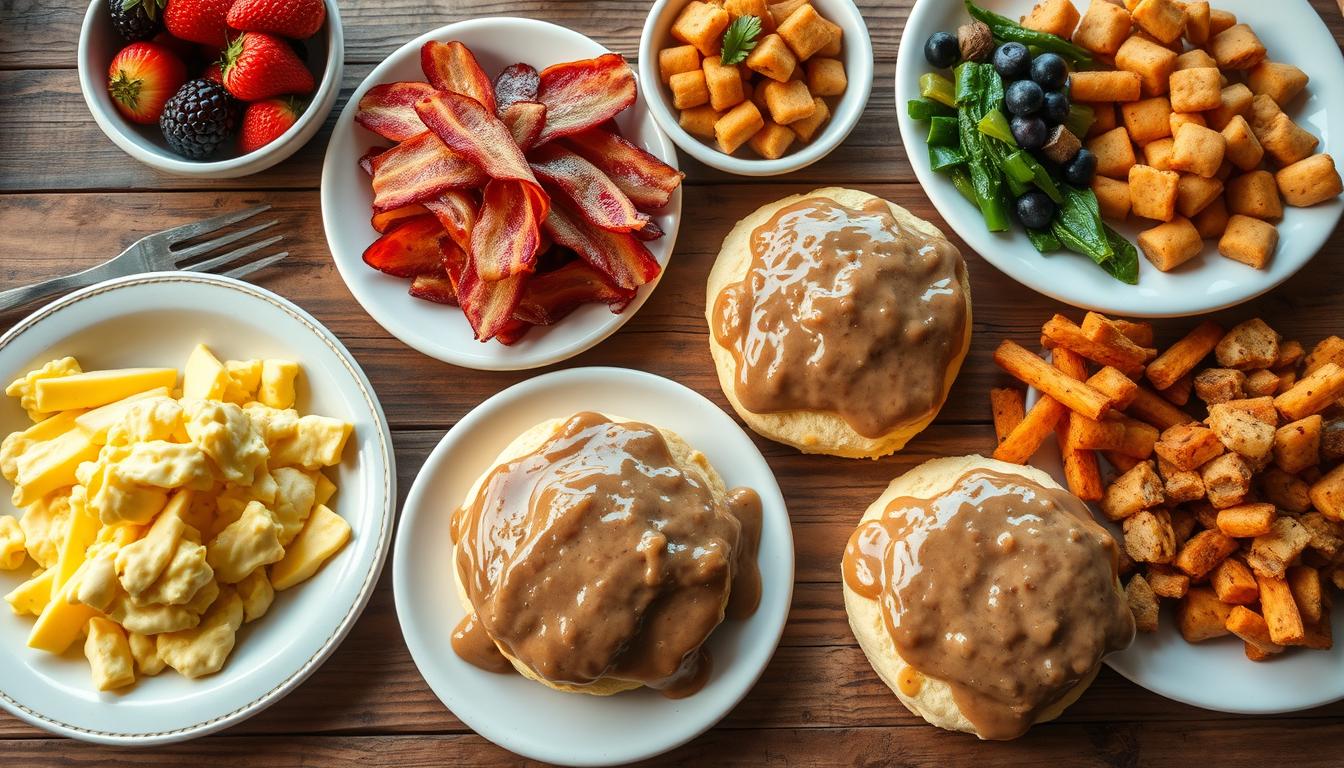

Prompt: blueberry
xmin=1063 ymin=148 xmax=1099 ymax=186
xmin=1005 ymin=80 xmax=1044 ymax=117
xmin=1031 ymin=52 xmax=1069 ymax=91
xmin=1042 ymin=91 xmax=1070 ymax=125
xmin=1017 ymin=191 xmax=1057 ymax=230
xmin=1011 ymin=115 xmax=1048 ymax=150
xmin=992 ymin=42 xmax=1031 ymax=81
xmin=924 ymin=31 xmax=960 ymax=69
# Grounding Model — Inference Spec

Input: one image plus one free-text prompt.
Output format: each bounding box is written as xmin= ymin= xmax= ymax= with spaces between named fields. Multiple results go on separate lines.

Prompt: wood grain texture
xmin=0 ymin=0 xmax=1343 ymax=765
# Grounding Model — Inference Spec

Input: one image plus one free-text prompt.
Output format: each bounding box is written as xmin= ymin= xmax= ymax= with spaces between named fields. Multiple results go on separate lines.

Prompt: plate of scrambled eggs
xmin=0 ymin=272 xmax=395 ymax=743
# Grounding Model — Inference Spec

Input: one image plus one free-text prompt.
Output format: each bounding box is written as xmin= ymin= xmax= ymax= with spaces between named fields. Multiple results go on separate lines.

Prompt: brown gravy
xmin=843 ymin=469 xmax=1134 ymax=740
xmin=712 ymin=196 xmax=968 ymax=439
xmin=452 ymin=412 xmax=762 ymax=697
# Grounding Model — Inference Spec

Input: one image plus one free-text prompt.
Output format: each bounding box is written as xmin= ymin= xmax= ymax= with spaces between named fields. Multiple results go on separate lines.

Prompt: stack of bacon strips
xmin=354 ymin=41 xmax=684 ymax=343
xmin=990 ymin=313 xmax=1344 ymax=660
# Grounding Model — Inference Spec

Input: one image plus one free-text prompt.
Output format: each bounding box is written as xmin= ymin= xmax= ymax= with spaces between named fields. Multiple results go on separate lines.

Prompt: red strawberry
xmin=201 ymin=61 xmax=223 ymax=83
xmin=164 ymin=0 xmax=232 ymax=47
xmin=221 ymin=32 xmax=315 ymax=101
xmin=107 ymin=41 xmax=187 ymax=124
xmin=226 ymin=0 xmax=326 ymax=40
xmin=239 ymin=97 xmax=301 ymax=153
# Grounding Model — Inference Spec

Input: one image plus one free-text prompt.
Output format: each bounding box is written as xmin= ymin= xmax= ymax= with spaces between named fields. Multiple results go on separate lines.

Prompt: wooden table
xmin=2 ymin=1 xmax=1343 ymax=765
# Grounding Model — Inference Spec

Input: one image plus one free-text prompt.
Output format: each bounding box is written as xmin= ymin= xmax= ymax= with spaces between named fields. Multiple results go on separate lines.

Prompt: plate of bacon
xmin=320 ymin=17 xmax=684 ymax=370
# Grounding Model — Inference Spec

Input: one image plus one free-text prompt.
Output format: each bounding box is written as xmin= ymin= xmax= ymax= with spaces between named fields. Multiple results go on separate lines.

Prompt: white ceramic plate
xmin=321 ymin=18 xmax=683 ymax=371
xmin=896 ymin=0 xmax=1344 ymax=317
xmin=393 ymin=367 xmax=793 ymax=766
xmin=0 ymin=273 xmax=396 ymax=744
xmin=1024 ymin=386 xmax=1344 ymax=713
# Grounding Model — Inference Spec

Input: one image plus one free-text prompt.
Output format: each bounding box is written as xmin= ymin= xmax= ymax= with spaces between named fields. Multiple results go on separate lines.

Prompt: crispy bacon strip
xmin=469 ymin=179 xmax=545 ymax=281
xmin=515 ymin=260 xmax=635 ymax=325
xmin=420 ymin=40 xmax=496 ymax=113
xmin=422 ymin=191 xmax=477 ymax=252
xmin=633 ymin=215 xmax=664 ymax=241
xmin=541 ymin=194 xmax=661 ymax=290
xmin=370 ymin=203 xmax=429 ymax=233
xmin=534 ymin=54 xmax=636 ymax=146
xmin=358 ymin=146 xmax=388 ymax=176
xmin=493 ymin=63 xmax=540 ymax=114
xmin=493 ymin=320 xmax=532 ymax=346
xmin=408 ymin=271 xmax=457 ymax=306
xmin=355 ymin=82 xmax=436 ymax=142
xmin=370 ymin=132 xmax=486 ymax=212
xmin=562 ymin=128 xmax=683 ymax=210
xmin=529 ymin=143 xmax=643 ymax=232
xmin=362 ymin=215 xmax=446 ymax=277
xmin=502 ymin=101 xmax=547 ymax=151
xmin=455 ymin=251 xmax=527 ymax=341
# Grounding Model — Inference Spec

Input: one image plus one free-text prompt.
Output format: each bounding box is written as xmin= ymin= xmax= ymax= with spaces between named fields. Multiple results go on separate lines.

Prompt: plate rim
xmin=0 ymin=271 xmax=397 ymax=744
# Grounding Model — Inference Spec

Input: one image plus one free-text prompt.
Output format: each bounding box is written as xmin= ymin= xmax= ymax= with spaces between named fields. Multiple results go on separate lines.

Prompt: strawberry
xmin=226 ymin=0 xmax=327 ymax=41
xmin=163 ymin=0 xmax=232 ymax=47
xmin=239 ymin=97 xmax=301 ymax=153
xmin=107 ymin=41 xmax=187 ymax=124
xmin=221 ymin=32 xmax=315 ymax=101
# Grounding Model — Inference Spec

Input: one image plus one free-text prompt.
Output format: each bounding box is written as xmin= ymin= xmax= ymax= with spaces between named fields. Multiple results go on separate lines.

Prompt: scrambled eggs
xmin=0 ymin=344 xmax=353 ymax=691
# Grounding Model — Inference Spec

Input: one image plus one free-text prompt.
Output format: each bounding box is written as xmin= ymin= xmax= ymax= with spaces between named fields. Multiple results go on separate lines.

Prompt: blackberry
xmin=109 ymin=0 xmax=165 ymax=42
xmin=159 ymin=79 xmax=239 ymax=160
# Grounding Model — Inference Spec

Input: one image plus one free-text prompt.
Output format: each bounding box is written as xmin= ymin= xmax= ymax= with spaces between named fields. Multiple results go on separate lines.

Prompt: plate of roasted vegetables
xmin=897 ymin=0 xmax=1344 ymax=317
xmin=321 ymin=17 xmax=684 ymax=370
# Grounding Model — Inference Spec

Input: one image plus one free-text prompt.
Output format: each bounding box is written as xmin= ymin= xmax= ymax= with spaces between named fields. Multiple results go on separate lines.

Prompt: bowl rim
xmin=76 ymin=0 xmax=345 ymax=178
xmin=637 ymin=0 xmax=875 ymax=177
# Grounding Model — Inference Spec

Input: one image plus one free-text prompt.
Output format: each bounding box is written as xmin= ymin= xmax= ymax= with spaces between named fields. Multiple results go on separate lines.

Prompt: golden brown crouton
xmin=1276 ymin=154 xmax=1344 ymax=207
xmin=1124 ymin=508 xmax=1179 ymax=563
xmin=1201 ymin=452 xmax=1253 ymax=508
xmin=1209 ymin=23 xmax=1267 ymax=71
xmin=1102 ymin=460 xmax=1167 ymax=520
xmin=1207 ymin=402 xmax=1276 ymax=460
xmin=1127 ymin=574 xmax=1161 ymax=632
xmin=1194 ymin=368 xmax=1246 ymax=405
xmin=1248 ymin=61 xmax=1309 ymax=107
xmin=1216 ymin=319 xmax=1281 ymax=370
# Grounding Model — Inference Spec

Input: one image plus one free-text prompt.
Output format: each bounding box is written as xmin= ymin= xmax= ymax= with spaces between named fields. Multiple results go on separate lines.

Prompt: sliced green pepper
xmin=907 ymin=98 xmax=955 ymax=121
xmin=929 ymin=144 xmax=967 ymax=171
xmin=978 ymin=109 xmax=1017 ymax=146
xmin=920 ymin=72 xmax=957 ymax=108
xmin=927 ymin=116 xmax=961 ymax=147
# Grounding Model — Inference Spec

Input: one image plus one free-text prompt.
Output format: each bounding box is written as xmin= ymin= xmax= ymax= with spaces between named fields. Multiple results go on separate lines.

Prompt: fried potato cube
xmin=788 ymin=96 xmax=829 ymax=141
xmin=1176 ymin=174 xmax=1223 ymax=218
xmin=1168 ymin=67 xmax=1222 ymax=113
xmin=1138 ymin=216 xmax=1202 ymax=270
xmin=1124 ymin=508 xmax=1178 ymax=563
xmin=679 ymin=104 xmax=723 ymax=138
xmin=1248 ymin=61 xmax=1309 ymax=107
xmin=1248 ymin=93 xmax=1283 ymax=139
xmin=804 ymin=57 xmax=846 ymax=96
xmin=1299 ymin=511 xmax=1344 ymax=556
xmin=1208 ymin=402 xmax=1275 ymax=459
xmin=1262 ymin=467 xmax=1312 ymax=514
xmin=1276 ymin=362 xmax=1344 ymax=421
xmin=1177 ymin=586 xmax=1233 ymax=642
xmin=1248 ymin=516 xmax=1311 ymax=579
xmin=1174 ymin=528 xmax=1239 ymax=579
xmin=1102 ymin=461 xmax=1166 ymax=520
xmin=1021 ymin=0 xmax=1082 ymax=38
xmin=1170 ymin=123 xmax=1226 ymax=179
xmin=777 ymin=3 xmax=832 ymax=60
xmin=1075 ymin=0 xmax=1133 ymax=55
xmin=1260 ymin=113 xmax=1319 ymax=167
xmin=1116 ymin=35 xmax=1179 ymax=96
xmin=748 ymin=119 xmax=796 ymax=159
xmin=670 ymin=69 xmax=710 ymax=110
xmin=1212 ymin=558 xmax=1259 ymax=604
xmin=1218 ymin=396 xmax=1278 ymax=426
xmin=1071 ymin=70 xmax=1142 ymax=103
xmin=702 ymin=56 xmax=746 ymax=112
xmin=1219 ymin=116 xmax=1264 ymax=172
xmin=1092 ymin=175 xmax=1133 ymax=219
xmin=1175 ymin=49 xmax=1217 ymax=71
xmin=1147 ymin=564 xmax=1190 ymax=598
xmin=1129 ymin=164 xmax=1181 ymax=221
xmin=1115 ymin=417 xmax=1161 ymax=460
xmin=767 ymin=0 xmax=808 ymax=25
xmin=714 ymin=100 xmax=765 ymax=154
xmin=1216 ymin=214 xmax=1277 ymax=270
xmin=1164 ymin=468 xmax=1205 ymax=503
xmin=1155 ymin=423 xmax=1225 ymax=470
xmin=1143 ymin=138 xmax=1175 ymax=171
xmin=1256 ymin=573 xmax=1305 ymax=645
xmin=1288 ymin=565 xmax=1324 ymax=625
xmin=1305 ymin=336 xmax=1344 ymax=374
xmin=815 ymin=16 xmax=842 ymax=57
xmin=1170 ymin=111 xmax=1206 ymax=136
xmin=659 ymin=44 xmax=702 ymax=84
xmin=1132 ymin=0 xmax=1186 ymax=44
xmin=1215 ymin=318 xmax=1280 ymax=371
xmin=746 ymin=33 xmax=798 ymax=83
xmin=1122 ymin=96 xmax=1174 ymax=143
xmin=1310 ymin=461 xmax=1344 ymax=521
xmin=725 ymin=0 xmax=774 ymax=29
xmin=1210 ymin=23 xmax=1267 ymax=70
xmin=1244 ymin=369 xmax=1281 ymax=399
xmin=1226 ymin=605 xmax=1285 ymax=654
xmin=1193 ymin=368 xmax=1244 ymax=405
xmin=1215 ymin=502 xmax=1276 ymax=538
xmin=1183 ymin=0 xmax=1212 ymax=45
xmin=1204 ymin=83 xmax=1253 ymax=131
xmin=1084 ymin=102 xmax=1118 ymax=138
xmin=1226 ymin=170 xmax=1283 ymax=220
xmin=1209 ymin=8 xmax=1237 ymax=36
xmin=1201 ymin=452 xmax=1252 ymax=508
xmin=1089 ymin=128 xmax=1139 ymax=180
xmin=1276 ymin=154 xmax=1344 ymax=207
xmin=672 ymin=0 xmax=731 ymax=57
xmin=1158 ymin=375 xmax=1194 ymax=406
xmin=761 ymin=79 xmax=816 ymax=125
xmin=1127 ymin=574 xmax=1160 ymax=632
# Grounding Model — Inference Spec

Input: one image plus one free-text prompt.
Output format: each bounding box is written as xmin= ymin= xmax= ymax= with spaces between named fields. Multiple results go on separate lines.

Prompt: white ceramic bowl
xmin=77 ymin=0 xmax=344 ymax=178
xmin=0 ymin=272 xmax=396 ymax=743
xmin=896 ymin=0 xmax=1344 ymax=317
xmin=321 ymin=17 xmax=682 ymax=371
xmin=394 ymin=367 xmax=793 ymax=766
xmin=639 ymin=0 xmax=874 ymax=176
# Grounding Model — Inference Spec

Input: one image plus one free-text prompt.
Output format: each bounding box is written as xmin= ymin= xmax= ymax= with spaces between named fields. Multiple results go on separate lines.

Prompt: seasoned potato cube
xmin=1274 ymin=414 xmax=1322 ymax=474
xmin=659 ymin=44 xmax=703 ymax=84
xmin=1124 ymin=508 xmax=1178 ymax=563
xmin=789 ymin=96 xmax=830 ymax=142
xmin=1143 ymin=138 xmax=1175 ymax=171
xmin=669 ymin=69 xmax=710 ymax=110
xmin=724 ymin=0 xmax=774 ymax=30
xmin=1169 ymin=68 xmax=1222 ymax=113
xmin=1243 ymin=369 xmax=1281 ymax=399
xmin=1248 ymin=61 xmax=1309 ymax=107
xmin=1312 ymin=463 xmax=1344 ymax=521
xmin=1174 ymin=49 xmax=1217 ymax=71
xmin=1147 ymin=564 xmax=1191 ymax=598
xmin=748 ymin=120 xmax=796 ymax=159
xmin=1084 ymin=102 xmax=1118 ymax=137
xmin=767 ymin=0 xmax=808 ymax=24
xmin=1220 ymin=115 xmax=1264 ymax=171
xmin=1174 ymin=528 xmax=1239 ymax=579
xmin=1212 ymin=558 xmax=1259 ymax=604
xmin=1191 ymin=194 xmax=1230 ymax=239
xmin=1216 ymin=318 xmax=1280 ymax=370
xmin=1288 ymin=566 xmax=1324 ymax=626
xmin=1116 ymin=35 xmax=1179 ymax=96
xmin=1138 ymin=216 xmax=1202 ymax=270
xmin=1218 ymin=214 xmax=1278 ymax=269
xmin=715 ymin=100 xmax=765 ymax=153
xmin=761 ymin=79 xmax=816 ymax=125
xmin=815 ymin=16 xmax=843 ymax=57
xmin=1216 ymin=395 xmax=1278 ymax=425
xmin=1127 ymin=574 xmax=1160 ymax=632
xmin=1089 ymin=126 xmax=1139 ymax=178
xmin=1276 ymin=154 xmax=1344 ymax=207
xmin=1155 ymin=423 xmax=1225 ymax=470
xmin=804 ymin=57 xmax=846 ymax=96
xmin=1122 ymin=96 xmax=1174 ymax=143
xmin=1102 ymin=461 xmax=1166 ymax=520
xmin=1183 ymin=0 xmax=1212 ymax=46
xmin=1207 ymin=401 xmax=1275 ymax=459
xmin=1177 ymin=587 xmax=1234 ymax=642
xmin=1131 ymin=0 xmax=1186 ymax=44
xmin=1092 ymin=175 xmax=1132 ymax=219
xmin=1204 ymin=83 xmax=1253 ymax=131
xmin=1259 ymin=113 xmax=1319 ymax=167
xmin=1021 ymin=0 xmax=1082 ymax=39
xmin=1209 ymin=8 xmax=1237 ymax=36
xmin=1210 ymin=23 xmax=1267 ymax=71
xmin=1248 ymin=516 xmax=1311 ymax=579
xmin=1071 ymin=70 xmax=1142 ymax=102
xmin=1194 ymin=368 xmax=1245 ymax=405
xmin=1216 ymin=503 xmax=1276 ymax=538
xmin=672 ymin=1 xmax=731 ymax=57
xmin=1075 ymin=0 xmax=1133 ymax=55
xmin=745 ymin=33 xmax=798 ymax=83
xmin=1176 ymin=174 xmax=1223 ymax=218
xmin=1226 ymin=170 xmax=1283 ymax=220
xmin=1129 ymin=164 xmax=1181 ymax=221
xmin=776 ymin=3 xmax=832 ymax=60
xmin=1248 ymin=93 xmax=1283 ymax=139
xmin=1170 ymin=123 xmax=1226 ymax=178
xmin=702 ymin=57 xmax=746 ymax=112
xmin=1170 ymin=111 xmax=1206 ymax=136
xmin=1200 ymin=452 xmax=1252 ymax=509
xmin=679 ymin=104 xmax=722 ymax=138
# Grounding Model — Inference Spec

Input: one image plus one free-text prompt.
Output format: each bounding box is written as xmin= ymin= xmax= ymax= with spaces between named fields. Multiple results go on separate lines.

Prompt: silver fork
xmin=0 ymin=204 xmax=289 ymax=313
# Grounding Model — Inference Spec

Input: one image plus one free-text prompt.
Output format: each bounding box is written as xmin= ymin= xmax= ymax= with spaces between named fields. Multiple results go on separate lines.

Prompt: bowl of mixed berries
xmin=78 ymin=0 xmax=343 ymax=177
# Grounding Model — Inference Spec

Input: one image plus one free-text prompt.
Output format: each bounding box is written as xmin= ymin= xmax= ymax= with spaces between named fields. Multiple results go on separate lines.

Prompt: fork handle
xmin=0 ymin=263 xmax=120 ymax=314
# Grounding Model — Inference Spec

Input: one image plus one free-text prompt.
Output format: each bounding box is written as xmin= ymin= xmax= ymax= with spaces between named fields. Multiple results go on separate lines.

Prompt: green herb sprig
xmin=720 ymin=15 xmax=762 ymax=66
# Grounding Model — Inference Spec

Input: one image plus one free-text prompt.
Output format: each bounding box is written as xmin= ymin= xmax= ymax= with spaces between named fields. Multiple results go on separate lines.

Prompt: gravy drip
xmin=453 ymin=412 xmax=763 ymax=697
xmin=712 ymin=197 xmax=967 ymax=438
xmin=842 ymin=470 xmax=1134 ymax=740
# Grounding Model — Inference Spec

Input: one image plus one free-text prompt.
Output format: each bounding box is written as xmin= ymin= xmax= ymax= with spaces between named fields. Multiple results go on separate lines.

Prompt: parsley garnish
xmin=720 ymin=15 xmax=762 ymax=66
